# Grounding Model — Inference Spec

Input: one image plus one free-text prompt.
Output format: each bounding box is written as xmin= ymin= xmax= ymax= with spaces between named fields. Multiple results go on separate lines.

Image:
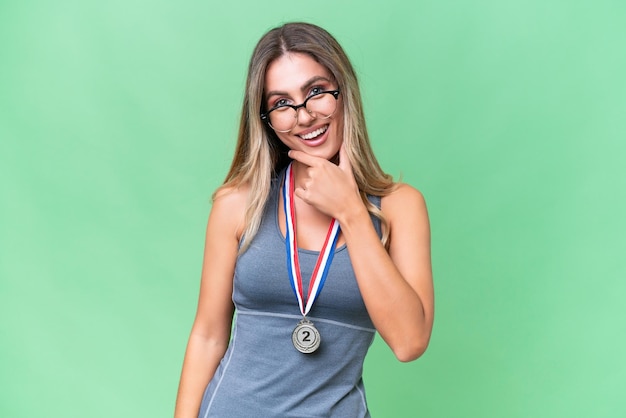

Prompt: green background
xmin=1 ymin=0 xmax=625 ymax=417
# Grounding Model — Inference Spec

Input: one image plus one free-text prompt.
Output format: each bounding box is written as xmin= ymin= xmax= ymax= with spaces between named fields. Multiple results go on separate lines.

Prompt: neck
xmin=287 ymin=161 xmax=322 ymax=217
xmin=290 ymin=160 xmax=306 ymax=188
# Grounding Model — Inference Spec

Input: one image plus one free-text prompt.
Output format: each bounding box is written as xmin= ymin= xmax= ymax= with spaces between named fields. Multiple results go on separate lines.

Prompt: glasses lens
xmin=268 ymin=107 xmax=297 ymax=132
xmin=305 ymin=92 xmax=338 ymax=119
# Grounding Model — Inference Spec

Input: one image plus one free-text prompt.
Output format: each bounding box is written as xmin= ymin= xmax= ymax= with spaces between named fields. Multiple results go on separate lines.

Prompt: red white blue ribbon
xmin=283 ymin=163 xmax=341 ymax=317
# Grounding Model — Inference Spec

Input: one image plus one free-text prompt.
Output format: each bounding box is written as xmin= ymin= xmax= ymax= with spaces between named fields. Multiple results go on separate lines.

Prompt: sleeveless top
xmin=198 ymin=172 xmax=381 ymax=418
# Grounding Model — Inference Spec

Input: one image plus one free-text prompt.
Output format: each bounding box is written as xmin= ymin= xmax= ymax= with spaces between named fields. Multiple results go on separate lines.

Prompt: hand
xmin=288 ymin=145 xmax=364 ymax=222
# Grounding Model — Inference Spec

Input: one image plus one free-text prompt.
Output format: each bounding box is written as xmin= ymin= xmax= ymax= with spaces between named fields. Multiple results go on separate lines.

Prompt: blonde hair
xmin=217 ymin=22 xmax=396 ymax=251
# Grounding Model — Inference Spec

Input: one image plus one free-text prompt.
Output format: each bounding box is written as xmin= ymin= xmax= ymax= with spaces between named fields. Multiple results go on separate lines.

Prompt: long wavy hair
xmin=217 ymin=22 xmax=396 ymax=252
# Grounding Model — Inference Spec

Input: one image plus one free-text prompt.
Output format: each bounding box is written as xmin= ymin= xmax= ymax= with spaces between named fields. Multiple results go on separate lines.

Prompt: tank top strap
xmin=366 ymin=195 xmax=383 ymax=239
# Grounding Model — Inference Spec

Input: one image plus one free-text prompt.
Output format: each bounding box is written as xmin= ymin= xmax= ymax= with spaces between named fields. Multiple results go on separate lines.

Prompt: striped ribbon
xmin=283 ymin=163 xmax=341 ymax=317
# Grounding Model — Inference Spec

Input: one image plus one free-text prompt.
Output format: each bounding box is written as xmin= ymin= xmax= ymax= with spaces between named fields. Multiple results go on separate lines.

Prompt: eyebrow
xmin=265 ymin=75 xmax=334 ymax=99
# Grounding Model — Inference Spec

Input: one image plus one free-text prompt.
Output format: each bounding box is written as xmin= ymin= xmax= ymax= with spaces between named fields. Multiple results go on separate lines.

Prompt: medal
xmin=292 ymin=318 xmax=321 ymax=354
xmin=283 ymin=163 xmax=340 ymax=354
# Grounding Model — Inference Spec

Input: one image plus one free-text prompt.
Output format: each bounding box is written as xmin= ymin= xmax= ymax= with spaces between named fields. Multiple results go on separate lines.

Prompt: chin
xmin=294 ymin=146 xmax=340 ymax=163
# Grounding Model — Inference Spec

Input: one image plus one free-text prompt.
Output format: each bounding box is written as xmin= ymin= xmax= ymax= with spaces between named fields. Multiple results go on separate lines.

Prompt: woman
xmin=175 ymin=22 xmax=434 ymax=418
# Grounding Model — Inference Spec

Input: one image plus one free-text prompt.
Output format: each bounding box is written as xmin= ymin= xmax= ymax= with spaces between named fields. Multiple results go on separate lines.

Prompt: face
xmin=264 ymin=53 xmax=343 ymax=160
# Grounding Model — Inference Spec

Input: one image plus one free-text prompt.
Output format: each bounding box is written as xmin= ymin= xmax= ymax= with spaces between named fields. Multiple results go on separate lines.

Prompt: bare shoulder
xmin=381 ymin=183 xmax=428 ymax=217
xmin=209 ymin=183 xmax=251 ymax=240
xmin=381 ymin=183 xmax=431 ymax=266
xmin=213 ymin=183 xmax=250 ymax=208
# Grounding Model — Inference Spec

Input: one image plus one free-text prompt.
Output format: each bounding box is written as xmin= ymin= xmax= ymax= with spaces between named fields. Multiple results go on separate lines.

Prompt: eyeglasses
xmin=260 ymin=89 xmax=340 ymax=133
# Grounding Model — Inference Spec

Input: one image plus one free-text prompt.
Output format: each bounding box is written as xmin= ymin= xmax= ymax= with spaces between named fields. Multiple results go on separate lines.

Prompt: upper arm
xmin=190 ymin=185 xmax=248 ymax=344
xmin=382 ymin=184 xmax=434 ymax=325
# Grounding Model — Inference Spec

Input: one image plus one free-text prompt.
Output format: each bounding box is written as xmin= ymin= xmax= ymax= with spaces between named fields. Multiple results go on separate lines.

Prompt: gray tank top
xmin=199 ymin=172 xmax=381 ymax=418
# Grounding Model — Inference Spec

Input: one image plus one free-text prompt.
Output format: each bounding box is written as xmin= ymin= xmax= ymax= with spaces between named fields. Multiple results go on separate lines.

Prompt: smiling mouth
xmin=298 ymin=124 xmax=328 ymax=140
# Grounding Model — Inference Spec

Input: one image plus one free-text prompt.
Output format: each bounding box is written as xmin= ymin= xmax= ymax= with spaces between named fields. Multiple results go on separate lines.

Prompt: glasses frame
xmin=260 ymin=89 xmax=341 ymax=133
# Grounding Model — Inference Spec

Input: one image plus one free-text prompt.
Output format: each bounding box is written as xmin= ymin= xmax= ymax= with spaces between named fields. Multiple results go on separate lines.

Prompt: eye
xmin=309 ymin=86 xmax=324 ymax=96
xmin=272 ymin=98 xmax=291 ymax=108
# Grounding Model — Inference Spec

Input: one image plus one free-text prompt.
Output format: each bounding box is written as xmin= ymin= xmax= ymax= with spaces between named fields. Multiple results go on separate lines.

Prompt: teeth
xmin=300 ymin=125 xmax=328 ymax=140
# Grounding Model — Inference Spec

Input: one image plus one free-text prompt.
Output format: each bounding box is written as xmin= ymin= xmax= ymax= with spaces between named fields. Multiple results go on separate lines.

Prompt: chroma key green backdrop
xmin=1 ymin=1 xmax=625 ymax=417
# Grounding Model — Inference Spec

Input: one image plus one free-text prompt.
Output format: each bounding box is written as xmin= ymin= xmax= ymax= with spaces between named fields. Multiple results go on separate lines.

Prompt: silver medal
xmin=292 ymin=318 xmax=321 ymax=354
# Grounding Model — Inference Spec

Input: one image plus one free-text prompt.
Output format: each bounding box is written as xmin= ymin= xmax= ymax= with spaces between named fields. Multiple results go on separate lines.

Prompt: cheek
xmin=274 ymin=132 xmax=293 ymax=147
xmin=332 ymin=110 xmax=344 ymax=135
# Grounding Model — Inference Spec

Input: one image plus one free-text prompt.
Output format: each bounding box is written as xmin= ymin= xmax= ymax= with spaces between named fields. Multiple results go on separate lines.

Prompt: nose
xmin=296 ymin=105 xmax=316 ymax=125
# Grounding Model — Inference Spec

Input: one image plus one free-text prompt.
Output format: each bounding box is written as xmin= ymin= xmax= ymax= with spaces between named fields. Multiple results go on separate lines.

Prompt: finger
xmin=288 ymin=150 xmax=325 ymax=167
xmin=293 ymin=186 xmax=309 ymax=203
xmin=339 ymin=143 xmax=353 ymax=174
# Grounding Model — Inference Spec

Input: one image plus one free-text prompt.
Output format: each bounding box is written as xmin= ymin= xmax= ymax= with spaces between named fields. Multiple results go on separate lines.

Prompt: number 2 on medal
xmin=301 ymin=330 xmax=311 ymax=342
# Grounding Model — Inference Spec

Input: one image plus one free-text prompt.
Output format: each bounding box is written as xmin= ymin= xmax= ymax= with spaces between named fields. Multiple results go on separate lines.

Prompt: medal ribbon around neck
xmin=283 ymin=162 xmax=341 ymax=317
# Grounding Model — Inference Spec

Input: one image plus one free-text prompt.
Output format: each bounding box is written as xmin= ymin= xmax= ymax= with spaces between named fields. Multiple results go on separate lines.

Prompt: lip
xmin=295 ymin=123 xmax=329 ymax=137
xmin=294 ymin=123 xmax=330 ymax=147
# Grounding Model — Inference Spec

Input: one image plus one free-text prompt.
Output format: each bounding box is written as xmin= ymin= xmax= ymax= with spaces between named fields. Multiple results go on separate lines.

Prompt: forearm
xmin=339 ymin=206 xmax=432 ymax=362
xmin=174 ymin=333 xmax=229 ymax=418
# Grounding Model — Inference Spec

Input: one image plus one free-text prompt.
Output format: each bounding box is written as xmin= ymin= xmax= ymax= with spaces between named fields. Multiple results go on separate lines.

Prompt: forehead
xmin=264 ymin=53 xmax=332 ymax=93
